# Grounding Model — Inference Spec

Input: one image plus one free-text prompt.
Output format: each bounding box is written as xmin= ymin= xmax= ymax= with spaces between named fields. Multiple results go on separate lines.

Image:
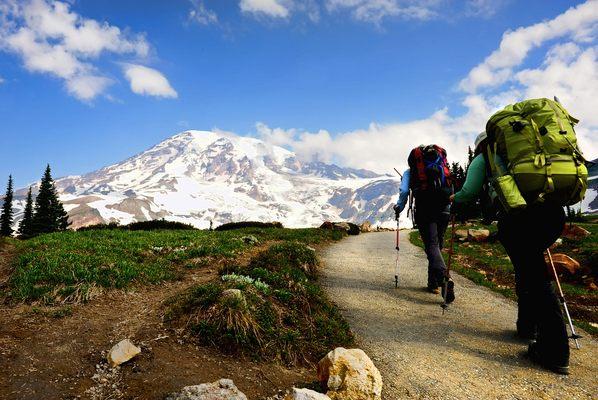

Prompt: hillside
xmin=11 ymin=131 xmax=401 ymax=229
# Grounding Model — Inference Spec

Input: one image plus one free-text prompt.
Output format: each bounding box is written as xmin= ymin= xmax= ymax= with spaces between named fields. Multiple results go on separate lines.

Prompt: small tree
xmin=467 ymin=146 xmax=475 ymax=166
xmin=0 ymin=175 xmax=14 ymax=236
xmin=18 ymin=187 xmax=34 ymax=239
xmin=31 ymin=165 xmax=70 ymax=235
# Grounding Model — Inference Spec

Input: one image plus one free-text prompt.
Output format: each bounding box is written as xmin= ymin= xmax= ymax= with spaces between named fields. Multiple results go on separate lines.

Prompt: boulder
xmin=359 ymin=221 xmax=373 ymax=233
xmin=166 ymin=379 xmax=247 ymax=400
xmin=587 ymin=282 xmax=598 ymax=291
xmin=455 ymin=229 xmax=468 ymax=241
xmin=317 ymin=347 xmax=382 ymax=400
xmin=333 ymin=222 xmax=351 ymax=231
xmin=549 ymin=238 xmax=563 ymax=250
xmin=562 ymin=224 xmax=591 ymax=240
xmin=468 ymin=229 xmax=490 ymax=242
xmin=107 ymin=339 xmax=141 ymax=367
xmin=240 ymin=235 xmax=259 ymax=245
xmin=319 ymin=221 xmax=334 ymax=230
xmin=546 ymin=253 xmax=581 ymax=275
xmin=284 ymin=388 xmax=331 ymax=400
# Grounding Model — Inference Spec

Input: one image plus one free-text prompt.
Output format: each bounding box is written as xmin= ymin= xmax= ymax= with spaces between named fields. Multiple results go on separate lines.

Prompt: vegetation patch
xmin=165 ymin=240 xmax=354 ymax=365
xmin=409 ymin=220 xmax=598 ymax=336
xmin=215 ymin=221 xmax=284 ymax=231
xmin=8 ymin=227 xmax=344 ymax=306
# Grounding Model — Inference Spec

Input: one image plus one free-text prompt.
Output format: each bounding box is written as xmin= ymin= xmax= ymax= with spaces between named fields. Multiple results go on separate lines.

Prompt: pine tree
xmin=18 ymin=187 xmax=34 ymax=239
xmin=467 ymin=146 xmax=474 ymax=165
xmin=31 ymin=165 xmax=70 ymax=235
xmin=0 ymin=175 xmax=14 ymax=236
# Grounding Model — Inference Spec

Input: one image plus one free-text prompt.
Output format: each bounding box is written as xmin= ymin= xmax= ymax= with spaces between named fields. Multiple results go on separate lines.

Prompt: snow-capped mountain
xmin=12 ymin=130 xmax=402 ymax=229
xmin=581 ymin=158 xmax=598 ymax=214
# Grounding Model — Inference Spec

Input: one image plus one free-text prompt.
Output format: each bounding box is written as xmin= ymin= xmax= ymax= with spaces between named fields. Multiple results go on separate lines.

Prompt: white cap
xmin=474 ymin=131 xmax=487 ymax=150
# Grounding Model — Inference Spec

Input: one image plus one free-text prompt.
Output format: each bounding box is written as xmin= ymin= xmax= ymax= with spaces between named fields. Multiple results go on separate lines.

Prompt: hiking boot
xmin=527 ymin=341 xmax=570 ymax=375
xmin=426 ymin=285 xmax=440 ymax=294
xmin=441 ymin=279 xmax=455 ymax=303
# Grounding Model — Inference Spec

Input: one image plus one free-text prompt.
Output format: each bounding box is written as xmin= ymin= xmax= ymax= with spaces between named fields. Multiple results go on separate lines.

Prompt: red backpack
xmin=408 ymin=145 xmax=452 ymax=193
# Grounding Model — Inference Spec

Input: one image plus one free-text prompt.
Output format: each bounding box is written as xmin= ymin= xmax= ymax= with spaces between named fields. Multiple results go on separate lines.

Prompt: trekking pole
xmin=546 ymin=248 xmax=582 ymax=349
xmin=395 ymin=217 xmax=400 ymax=288
xmin=441 ymin=214 xmax=457 ymax=314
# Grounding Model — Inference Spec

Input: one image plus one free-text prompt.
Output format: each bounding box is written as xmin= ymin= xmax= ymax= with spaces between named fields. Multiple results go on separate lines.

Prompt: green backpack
xmin=485 ymin=98 xmax=588 ymax=213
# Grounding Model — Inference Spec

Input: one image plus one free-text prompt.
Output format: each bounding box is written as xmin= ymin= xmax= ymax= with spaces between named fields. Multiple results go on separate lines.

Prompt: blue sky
xmin=1 ymin=0 xmax=597 ymax=187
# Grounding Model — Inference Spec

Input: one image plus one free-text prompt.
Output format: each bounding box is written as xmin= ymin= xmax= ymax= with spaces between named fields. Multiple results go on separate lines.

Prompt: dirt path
xmin=320 ymin=231 xmax=598 ymax=400
xmin=0 ymin=244 xmax=311 ymax=400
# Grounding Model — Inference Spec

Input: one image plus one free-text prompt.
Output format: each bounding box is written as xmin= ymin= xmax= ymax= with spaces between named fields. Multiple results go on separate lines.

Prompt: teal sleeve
xmin=454 ymin=154 xmax=486 ymax=204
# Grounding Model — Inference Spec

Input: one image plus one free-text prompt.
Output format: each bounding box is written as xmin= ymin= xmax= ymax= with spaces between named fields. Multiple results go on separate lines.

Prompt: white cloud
xmin=459 ymin=0 xmax=598 ymax=93
xmin=325 ymin=0 xmax=438 ymax=23
xmin=123 ymin=64 xmax=178 ymax=98
xmin=0 ymin=0 xmax=172 ymax=101
xmin=257 ymin=1 xmax=598 ymax=172
xmin=465 ymin=0 xmax=506 ymax=18
xmin=188 ymin=0 xmax=218 ymax=25
xmin=240 ymin=0 xmax=291 ymax=18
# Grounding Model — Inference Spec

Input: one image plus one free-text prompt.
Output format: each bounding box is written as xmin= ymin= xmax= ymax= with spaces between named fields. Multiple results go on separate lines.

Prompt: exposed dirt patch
xmin=0 ymin=242 xmax=314 ymax=400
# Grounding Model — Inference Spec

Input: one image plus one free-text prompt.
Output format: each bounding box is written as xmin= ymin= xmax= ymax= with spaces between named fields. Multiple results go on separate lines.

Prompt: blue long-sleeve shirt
xmin=395 ymin=169 xmax=410 ymax=214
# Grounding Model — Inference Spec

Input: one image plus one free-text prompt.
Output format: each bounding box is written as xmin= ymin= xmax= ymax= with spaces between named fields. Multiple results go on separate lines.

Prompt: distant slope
xmin=12 ymin=130 xmax=401 ymax=229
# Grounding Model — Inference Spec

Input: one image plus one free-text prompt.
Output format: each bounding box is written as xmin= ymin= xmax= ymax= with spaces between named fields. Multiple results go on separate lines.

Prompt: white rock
xmin=285 ymin=387 xmax=331 ymax=400
xmin=317 ymin=347 xmax=382 ymax=400
xmin=107 ymin=339 xmax=141 ymax=367
xmin=166 ymin=379 xmax=247 ymax=400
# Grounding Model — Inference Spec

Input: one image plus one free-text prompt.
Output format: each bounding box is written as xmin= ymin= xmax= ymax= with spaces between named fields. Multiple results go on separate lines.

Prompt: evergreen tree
xmin=0 ymin=175 xmax=14 ymax=236
xmin=18 ymin=187 xmax=34 ymax=239
xmin=467 ymin=146 xmax=474 ymax=165
xmin=31 ymin=165 xmax=70 ymax=235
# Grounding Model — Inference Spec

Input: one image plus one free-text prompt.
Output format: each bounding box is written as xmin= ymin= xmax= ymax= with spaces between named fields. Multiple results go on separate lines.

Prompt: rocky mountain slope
xmin=12 ymin=130 xmax=401 ymax=229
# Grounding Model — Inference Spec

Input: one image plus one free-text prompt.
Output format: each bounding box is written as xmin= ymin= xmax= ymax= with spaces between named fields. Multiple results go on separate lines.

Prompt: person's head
xmin=474 ymin=131 xmax=488 ymax=156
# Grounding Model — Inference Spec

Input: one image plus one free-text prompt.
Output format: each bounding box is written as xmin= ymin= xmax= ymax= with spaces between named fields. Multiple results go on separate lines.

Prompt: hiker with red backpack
xmin=394 ymin=145 xmax=455 ymax=303
xmin=450 ymin=98 xmax=589 ymax=375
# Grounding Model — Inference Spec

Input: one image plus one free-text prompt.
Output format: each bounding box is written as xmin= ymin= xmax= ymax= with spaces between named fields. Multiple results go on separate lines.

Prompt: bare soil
xmin=0 ymin=242 xmax=314 ymax=400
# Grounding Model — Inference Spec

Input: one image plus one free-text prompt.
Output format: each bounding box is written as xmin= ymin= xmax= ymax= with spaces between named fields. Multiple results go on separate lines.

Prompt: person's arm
xmin=453 ymin=154 xmax=486 ymax=204
xmin=395 ymin=169 xmax=411 ymax=213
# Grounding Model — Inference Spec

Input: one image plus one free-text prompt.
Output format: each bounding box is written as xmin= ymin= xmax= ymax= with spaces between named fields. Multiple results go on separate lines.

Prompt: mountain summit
xmin=14 ymin=131 xmax=401 ymax=229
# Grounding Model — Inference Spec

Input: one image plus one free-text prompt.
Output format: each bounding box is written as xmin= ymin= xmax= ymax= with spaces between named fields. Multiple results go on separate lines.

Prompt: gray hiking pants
xmin=416 ymin=208 xmax=449 ymax=288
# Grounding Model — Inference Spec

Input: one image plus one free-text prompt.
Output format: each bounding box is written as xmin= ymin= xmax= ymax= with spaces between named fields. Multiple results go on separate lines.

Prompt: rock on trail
xmin=320 ymin=231 xmax=598 ymax=400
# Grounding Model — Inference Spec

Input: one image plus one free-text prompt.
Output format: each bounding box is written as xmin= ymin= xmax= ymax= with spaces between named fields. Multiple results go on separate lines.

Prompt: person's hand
xmin=449 ymin=194 xmax=455 ymax=202
xmin=393 ymin=204 xmax=401 ymax=220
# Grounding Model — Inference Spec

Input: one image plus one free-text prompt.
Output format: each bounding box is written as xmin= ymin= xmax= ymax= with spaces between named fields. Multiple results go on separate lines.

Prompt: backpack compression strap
xmin=433 ymin=145 xmax=452 ymax=187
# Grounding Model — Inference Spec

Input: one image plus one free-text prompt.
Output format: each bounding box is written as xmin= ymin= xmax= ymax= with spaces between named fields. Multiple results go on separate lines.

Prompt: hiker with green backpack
xmin=450 ymin=98 xmax=588 ymax=375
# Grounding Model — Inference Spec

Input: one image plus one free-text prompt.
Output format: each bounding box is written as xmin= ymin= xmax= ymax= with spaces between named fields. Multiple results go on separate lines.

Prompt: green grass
xmin=165 ymin=240 xmax=354 ymax=365
xmin=8 ymin=227 xmax=345 ymax=304
xmin=409 ymin=221 xmax=597 ymax=335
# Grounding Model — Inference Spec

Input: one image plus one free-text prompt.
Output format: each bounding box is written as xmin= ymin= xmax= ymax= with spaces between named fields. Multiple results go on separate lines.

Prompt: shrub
xmin=215 ymin=221 xmax=283 ymax=231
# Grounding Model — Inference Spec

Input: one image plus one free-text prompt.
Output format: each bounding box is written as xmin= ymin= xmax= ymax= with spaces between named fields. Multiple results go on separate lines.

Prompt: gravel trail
xmin=320 ymin=231 xmax=598 ymax=400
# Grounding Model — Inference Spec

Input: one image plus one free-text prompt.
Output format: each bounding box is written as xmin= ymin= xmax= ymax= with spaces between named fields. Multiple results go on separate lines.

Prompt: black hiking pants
xmin=497 ymin=202 xmax=569 ymax=366
xmin=415 ymin=204 xmax=450 ymax=288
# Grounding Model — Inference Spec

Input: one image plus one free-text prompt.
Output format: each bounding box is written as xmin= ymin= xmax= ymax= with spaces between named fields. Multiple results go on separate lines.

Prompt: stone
xmin=467 ymin=229 xmax=490 ymax=242
xmin=319 ymin=221 xmax=334 ymax=230
xmin=107 ymin=339 xmax=141 ymax=367
xmin=240 ymin=235 xmax=259 ymax=245
xmin=284 ymin=388 xmax=331 ymax=400
xmin=220 ymin=289 xmax=246 ymax=307
xmin=562 ymin=224 xmax=591 ymax=240
xmin=166 ymin=379 xmax=247 ymax=400
xmin=333 ymin=222 xmax=351 ymax=231
xmin=546 ymin=253 xmax=581 ymax=275
xmin=587 ymin=282 xmax=598 ymax=291
xmin=455 ymin=229 xmax=469 ymax=240
xmin=359 ymin=221 xmax=373 ymax=233
xmin=549 ymin=238 xmax=563 ymax=250
xmin=317 ymin=347 xmax=382 ymax=400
